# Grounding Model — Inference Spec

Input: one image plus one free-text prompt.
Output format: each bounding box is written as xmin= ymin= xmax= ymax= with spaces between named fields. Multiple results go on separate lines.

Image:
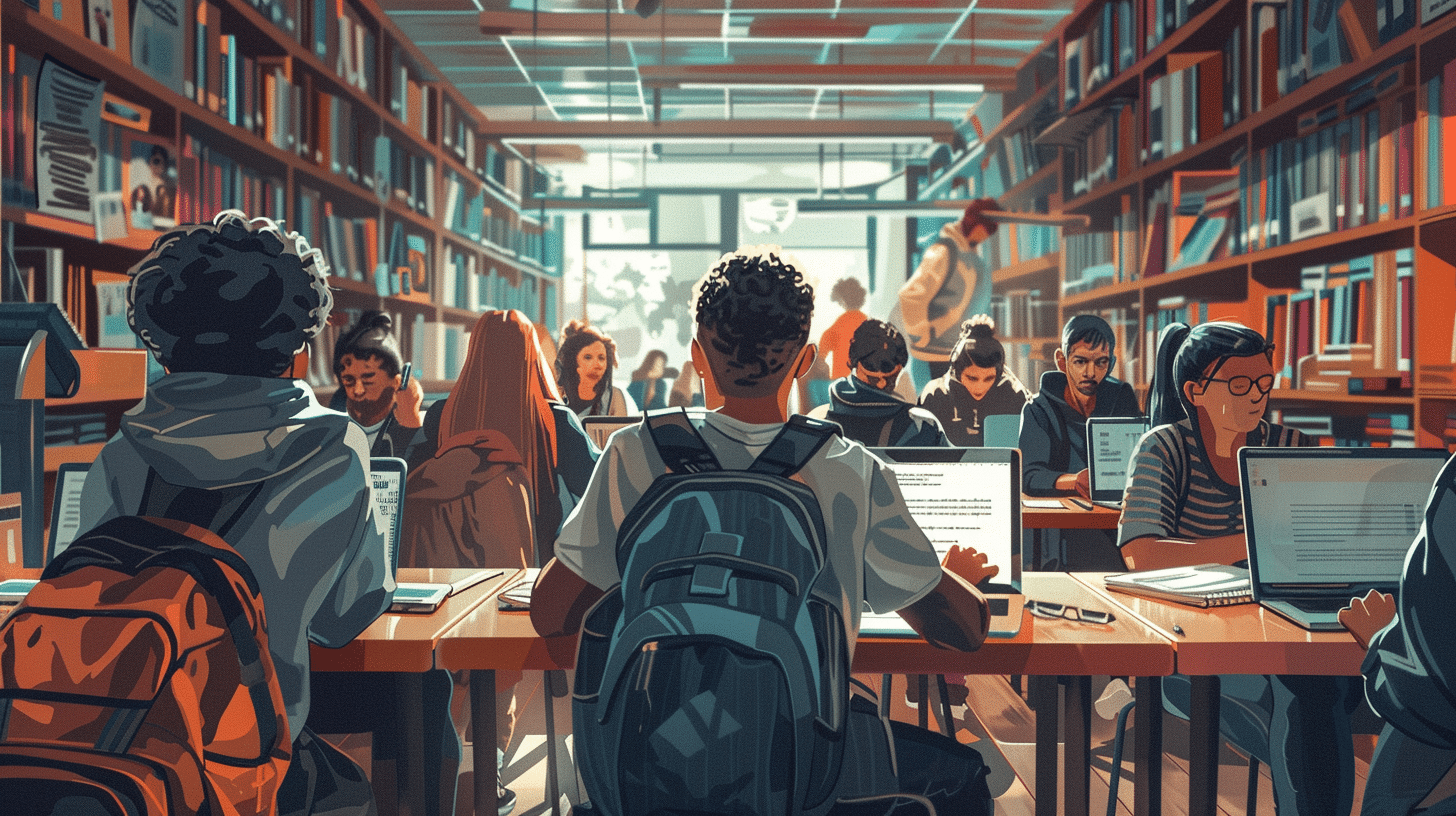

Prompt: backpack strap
xmin=644 ymin=408 xmax=721 ymax=474
xmin=748 ymin=415 xmax=840 ymax=478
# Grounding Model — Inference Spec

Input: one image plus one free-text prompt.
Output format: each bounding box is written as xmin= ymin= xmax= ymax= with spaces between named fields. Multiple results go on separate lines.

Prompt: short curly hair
xmin=847 ymin=318 xmax=908 ymax=374
xmin=128 ymin=210 xmax=332 ymax=377
xmin=694 ymin=247 xmax=814 ymax=398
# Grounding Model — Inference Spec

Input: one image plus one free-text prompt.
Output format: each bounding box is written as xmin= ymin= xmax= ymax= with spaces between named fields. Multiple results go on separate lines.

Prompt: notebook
xmin=1105 ymin=563 xmax=1253 ymax=607
xmin=1241 ymin=447 xmax=1447 ymax=630
xmin=860 ymin=447 xmax=1024 ymax=638
xmin=1085 ymin=417 xmax=1151 ymax=507
xmin=582 ymin=416 xmax=640 ymax=450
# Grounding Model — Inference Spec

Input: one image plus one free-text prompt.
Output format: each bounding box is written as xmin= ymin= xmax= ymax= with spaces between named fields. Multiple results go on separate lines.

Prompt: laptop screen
xmin=1241 ymin=448 xmax=1447 ymax=591
xmin=1086 ymin=418 xmax=1150 ymax=502
xmin=370 ymin=457 xmax=408 ymax=575
xmin=48 ymin=462 xmax=91 ymax=561
xmin=868 ymin=447 xmax=1021 ymax=593
xmin=582 ymin=416 xmax=639 ymax=450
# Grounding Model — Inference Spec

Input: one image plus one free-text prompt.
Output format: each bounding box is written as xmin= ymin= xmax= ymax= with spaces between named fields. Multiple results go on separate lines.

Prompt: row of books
xmin=976 ymin=224 xmax=1061 ymax=272
xmin=1252 ymin=0 xmax=1413 ymax=115
xmin=438 ymin=247 xmax=550 ymax=312
xmin=388 ymin=46 xmax=435 ymax=142
xmin=1264 ymin=249 xmax=1414 ymax=387
xmin=1003 ymin=341 xmax=1057 ymax=392
xmin=1144 ymin=38 xmax=1237 ymax=164
xmin=1424 ymin=56 xmax=1456 ymax=209
xmin=178 ymin=135 xmax=288 ymax=228
xmin=44 ymin=412 xmax=109 ymax=447
xmin=1063 ymin=0 xmax=1137 ymax=112
xmin=1063 ymin=195 xmax=1141 ymax=292
xmin=1276 ymin=410 xmax=1415 ymax=447
xmin=986 ymin=290 xmax=1059 ymax=340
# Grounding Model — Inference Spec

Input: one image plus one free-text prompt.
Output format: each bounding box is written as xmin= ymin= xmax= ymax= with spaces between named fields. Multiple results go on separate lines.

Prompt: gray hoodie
xmin=77 ymin=372 xmax=394 ymax=742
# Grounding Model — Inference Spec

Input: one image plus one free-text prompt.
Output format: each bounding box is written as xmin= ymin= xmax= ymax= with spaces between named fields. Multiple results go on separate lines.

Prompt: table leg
xmin=934 ymin=674 xmax=956 ymax=738
xmin=1029 ymin=675 xmax=1059 ymax=816
xmin=917 ymin=674 xmax=929 ymax=730
xmin=398 ymin=673 xmax=427 ymax=816
xmin=543 ymin=671 xmax=562 ymax=816
xmin=1188 ymin=675 xmax=1221 ymax=816
xmin=473 ymin=669 xmax=498 ymax=816
xmin=1133 ymin=676 xmax=1162 ymax=816
xmin=1063 ymin=676 xmax=1091 ymax=816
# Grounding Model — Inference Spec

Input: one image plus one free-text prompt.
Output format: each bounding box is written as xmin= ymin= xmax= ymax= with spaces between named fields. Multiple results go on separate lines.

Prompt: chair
xmin=982 ymin=414 xmax=1020 ymax=449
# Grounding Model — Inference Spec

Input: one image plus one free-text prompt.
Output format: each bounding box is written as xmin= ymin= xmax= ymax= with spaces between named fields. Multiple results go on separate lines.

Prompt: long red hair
xmin=438 ymin=310 xmax=561 ymax=521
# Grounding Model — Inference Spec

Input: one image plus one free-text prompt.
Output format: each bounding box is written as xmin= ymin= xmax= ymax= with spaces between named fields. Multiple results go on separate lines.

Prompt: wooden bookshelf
xmin=2 ymin=0 xmax=565 ymax=402
xmin=963 ymin=0 xmax=1456 ymax=447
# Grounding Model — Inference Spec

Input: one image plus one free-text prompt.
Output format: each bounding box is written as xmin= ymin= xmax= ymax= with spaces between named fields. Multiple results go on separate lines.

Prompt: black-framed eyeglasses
xmin=1025 ymin=600 xmax=1115 ymax=625
xmin=1201 ymin=374 xmax=1275 ymax=397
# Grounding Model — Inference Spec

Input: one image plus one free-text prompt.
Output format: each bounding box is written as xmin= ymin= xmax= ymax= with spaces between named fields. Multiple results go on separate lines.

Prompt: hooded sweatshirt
xmin=897 ymin=222 xmax=991 ymax=362
xmin=77 ymin=372 xmax=394 ymax=743
xmin=812 ymin=375 xmax=950 ymax=448
xmin=1020 ymin=370 xmax=1142 ymax=494
xmin=918 ymin=370 xmax=1032 ymax=447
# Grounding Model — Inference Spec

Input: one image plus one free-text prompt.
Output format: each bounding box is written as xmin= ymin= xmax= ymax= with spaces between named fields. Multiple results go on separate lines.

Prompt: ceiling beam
xmin=480 ymin=118 xmax=959 ymax=144
xmin=481 ymin=10 xmax=722 ymax=38
xmin=637 ymin=63 xmax=1015 ymax=92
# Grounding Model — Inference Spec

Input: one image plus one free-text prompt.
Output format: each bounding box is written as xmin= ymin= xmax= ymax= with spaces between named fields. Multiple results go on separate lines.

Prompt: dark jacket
xmin=1364 ymin=455 xmax=1456 ymax=750
xmin=423 ymin=399 xmax=599 ymax=564
xmin=1020 ymin=370 xmax=1141 ymax=494
xmin=813 ymin=376 xmax=950 ymax=448
xmin=918 ymin=371 xmax=1032 ymax=447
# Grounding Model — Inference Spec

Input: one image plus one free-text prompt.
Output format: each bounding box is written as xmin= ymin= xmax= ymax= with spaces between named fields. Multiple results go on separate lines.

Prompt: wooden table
xmin=438 ymin=572 xmax=1176 ymax=816
xmin=310 ymin=567 xmax=521 ymax=816
xmin=1071 ymin=573 xmax=1368 ymax=816
xmin=1021 ymin=495 xmax=1122 ymax=531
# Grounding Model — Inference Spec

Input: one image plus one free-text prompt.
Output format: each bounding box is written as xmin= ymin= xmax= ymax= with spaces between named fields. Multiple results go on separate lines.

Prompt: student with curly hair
xmin=918 ymin=315 xmax=1032 ymax=447
xmin=76 ymin=210 xmax=391 ymax=816
xmin=555 ymin=320 xmax=638 ymax=417
xmin=811 ymin=318 xmax=950 ymax=447
xmin=534 ymin=246 xmax=995 ymax=816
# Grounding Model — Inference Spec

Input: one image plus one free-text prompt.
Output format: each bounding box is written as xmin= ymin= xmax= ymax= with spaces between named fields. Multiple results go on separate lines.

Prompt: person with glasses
xmin=1119 ymin=320 xmax=1359 ymax=816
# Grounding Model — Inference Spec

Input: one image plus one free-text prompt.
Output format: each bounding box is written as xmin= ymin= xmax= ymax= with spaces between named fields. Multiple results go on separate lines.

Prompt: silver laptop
xmin=1240 ymin=447 xmax=1447 ymax=630
xmin=1086 ymin=417 xmax=1150 ymax=507
xmin=582 ymin=416 xmax=640 ymax=450
xmin=861 ymin=447 xmax=1024 ymax=638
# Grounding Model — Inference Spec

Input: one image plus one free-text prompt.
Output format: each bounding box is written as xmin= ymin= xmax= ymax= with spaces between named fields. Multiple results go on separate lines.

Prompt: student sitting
xmin=918 ymin=315 xmax=1031 ymax=447
xmin=77 ymin=211 xmax=392 ymax=816
xmin=532 ymin=246 xmax=995 ymax=815
xmin=556 ymin=320 xmax=638 ymax=418
xmin=810 ymin=318 xmax=950 ymax=448
xmin=1340 ymin=457 xmax=1456 ymax=816
xmin=1120 ymin=321 xmax=1358 ymax=816
xmin=329 ymin=310 xmax=428 ymax=465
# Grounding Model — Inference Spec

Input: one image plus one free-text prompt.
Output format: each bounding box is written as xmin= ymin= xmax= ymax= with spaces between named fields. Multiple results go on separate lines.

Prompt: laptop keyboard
xmin=1280 ymin=598 xmax=1349 ymax=613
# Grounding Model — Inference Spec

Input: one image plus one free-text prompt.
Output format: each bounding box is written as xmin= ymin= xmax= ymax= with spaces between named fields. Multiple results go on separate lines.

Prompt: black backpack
xmin=573 ymin=409 xmax=849 ymax=816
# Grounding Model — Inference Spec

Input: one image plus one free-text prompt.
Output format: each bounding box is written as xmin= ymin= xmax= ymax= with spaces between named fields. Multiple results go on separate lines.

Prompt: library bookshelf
xmin=2 ymin=0 xmax=564 ymax=472
xmin=916 ymin=0 xmax=1456 ymax=450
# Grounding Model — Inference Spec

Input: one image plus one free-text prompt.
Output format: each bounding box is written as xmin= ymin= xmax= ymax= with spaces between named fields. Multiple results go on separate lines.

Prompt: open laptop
xmin=860 ymin=447 xmax=1024 ymax=638
xmin=1085 ymin=417 xmax=1151 ymax=507
xmin=1240 ymin=447 xmax=1447 ymax=630
xmin=582 ymin=416 xmax=640 ymax=450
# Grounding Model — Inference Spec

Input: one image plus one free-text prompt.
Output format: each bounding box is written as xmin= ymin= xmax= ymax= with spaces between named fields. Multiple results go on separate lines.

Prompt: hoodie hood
xmin=939 ymin=221 xmax=972 ymax=252
xmin=120 ymin=372 xmax=351 ymax=489
xmin=828 ymin=375 xmax=911 ymax=419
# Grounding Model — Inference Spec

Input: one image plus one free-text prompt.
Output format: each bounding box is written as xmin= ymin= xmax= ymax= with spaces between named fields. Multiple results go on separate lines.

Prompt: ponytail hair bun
xmin=962 ymin=314 xmax=996 ymax=341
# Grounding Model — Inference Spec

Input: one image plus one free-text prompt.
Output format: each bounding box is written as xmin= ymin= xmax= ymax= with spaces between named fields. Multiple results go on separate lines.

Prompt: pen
xmin=1069 ymin=497 xmax=1095 ymax=511
xmin=1172 ymin=624 xmax=1185 ymax=636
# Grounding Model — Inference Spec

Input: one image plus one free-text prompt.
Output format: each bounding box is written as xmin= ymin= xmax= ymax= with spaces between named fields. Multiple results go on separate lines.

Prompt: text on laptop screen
xmin=1088 ymin=420 xmax=1149 ymax=499
xmin=1245 ymin=457 xmax=1442 ymax=584
xmin=370 ymin=467 xmax=404 ymax=572
xmin=888 ymin=461 xmax=1013 ymax=581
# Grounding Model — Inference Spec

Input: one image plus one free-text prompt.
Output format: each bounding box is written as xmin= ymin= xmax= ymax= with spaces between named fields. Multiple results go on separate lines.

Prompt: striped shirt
xmin=1117 ymin=419 xmax=1309 ymax=546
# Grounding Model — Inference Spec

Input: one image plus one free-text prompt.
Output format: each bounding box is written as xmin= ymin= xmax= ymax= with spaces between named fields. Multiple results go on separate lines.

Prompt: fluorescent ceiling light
xmin=502 ymin=135 xmax=944 ymax=146
xmin=680 ymin=83 xmax=985 ymax=93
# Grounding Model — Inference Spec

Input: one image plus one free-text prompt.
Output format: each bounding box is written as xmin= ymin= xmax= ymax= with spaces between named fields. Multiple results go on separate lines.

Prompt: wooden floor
xmin=337 ymin=672 xmax=1391 ymax=816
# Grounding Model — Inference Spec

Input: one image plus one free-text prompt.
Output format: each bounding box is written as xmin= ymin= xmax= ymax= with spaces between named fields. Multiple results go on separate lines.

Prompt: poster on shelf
xmin=123 ymin=131 xmax=178 ymax=231
xmin=35 ymin=58 xmax=104 ymax=225
xmin=130 ymin=0 xmax=186 ymax=96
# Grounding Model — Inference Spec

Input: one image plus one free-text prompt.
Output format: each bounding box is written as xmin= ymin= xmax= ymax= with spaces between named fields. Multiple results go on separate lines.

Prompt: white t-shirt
xmin=553 ymin=410 xmax=942 ymax=658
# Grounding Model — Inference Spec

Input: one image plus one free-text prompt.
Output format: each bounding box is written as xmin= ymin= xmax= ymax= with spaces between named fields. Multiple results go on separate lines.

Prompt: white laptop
xmin=582 ymin=416 xmax=640 ymax=450
xmin=1085 ymin=417 xmax=1151 ymax=508
xmin=860 ymin=447 xmax=1024 ymax=638
xmin=1240 ymin=447 xmax=1447 ymax=630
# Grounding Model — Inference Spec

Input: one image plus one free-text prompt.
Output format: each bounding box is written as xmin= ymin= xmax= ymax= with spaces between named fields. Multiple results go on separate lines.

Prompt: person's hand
xmin=1073 ymin=469 xmax=1091 ymax=499
xmin=944 ymin=544 xmax=1000 ymax=587
xmin=393 ymin=375 xmax=424 ymax=429
xmin=1339 ymin=589 xmax=1397 ymax=650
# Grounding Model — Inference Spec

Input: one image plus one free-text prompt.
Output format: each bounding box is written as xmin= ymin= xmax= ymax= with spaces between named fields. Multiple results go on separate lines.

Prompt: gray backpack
xmin=573 ymin=409 xmax=848 ymax=816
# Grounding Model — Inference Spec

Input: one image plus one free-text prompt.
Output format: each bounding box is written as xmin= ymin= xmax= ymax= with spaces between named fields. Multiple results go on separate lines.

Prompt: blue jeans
xmin=1162 ymin=673 xmax=1357 ymax=816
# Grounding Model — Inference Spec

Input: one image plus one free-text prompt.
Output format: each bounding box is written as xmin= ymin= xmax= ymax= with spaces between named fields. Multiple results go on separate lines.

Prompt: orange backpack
xmin=0 ymin=514 xmax=290 ymax=816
